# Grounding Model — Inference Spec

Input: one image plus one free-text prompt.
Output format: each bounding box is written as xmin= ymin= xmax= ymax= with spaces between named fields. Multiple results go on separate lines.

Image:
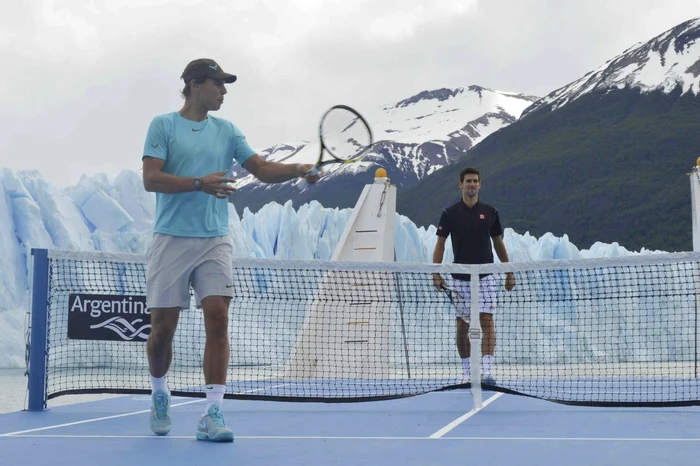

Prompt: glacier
xmin=0 ymin=168 xmax=662 ymax=369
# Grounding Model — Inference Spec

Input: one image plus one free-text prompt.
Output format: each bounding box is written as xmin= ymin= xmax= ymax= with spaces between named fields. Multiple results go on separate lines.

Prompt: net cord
xmin=46 ymin=249 xmax=700 ymax=275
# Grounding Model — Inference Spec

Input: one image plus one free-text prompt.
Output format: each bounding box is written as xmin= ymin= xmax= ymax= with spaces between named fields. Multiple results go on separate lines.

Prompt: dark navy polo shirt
xmin=436 ymin=200 xmax=503 ymax=280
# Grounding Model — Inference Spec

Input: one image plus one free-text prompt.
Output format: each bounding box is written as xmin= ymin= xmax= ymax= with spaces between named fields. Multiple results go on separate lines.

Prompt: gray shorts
xmin=146 ymin=233 xmax=234 ymax=310
xmin=453 ymin=275 xmax=498 ymax=319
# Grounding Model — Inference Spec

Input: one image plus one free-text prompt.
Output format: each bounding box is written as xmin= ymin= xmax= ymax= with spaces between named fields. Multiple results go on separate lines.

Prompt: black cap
xmin=181 ymin=58 xmax=237 ymax=84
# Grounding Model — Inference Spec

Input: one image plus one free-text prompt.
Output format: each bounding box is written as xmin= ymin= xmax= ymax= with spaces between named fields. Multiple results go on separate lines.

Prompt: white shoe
xmin=149 ymin=390 xmax=172 ymax=436
xmin=196 ymin=403 xmax=234 ymax=442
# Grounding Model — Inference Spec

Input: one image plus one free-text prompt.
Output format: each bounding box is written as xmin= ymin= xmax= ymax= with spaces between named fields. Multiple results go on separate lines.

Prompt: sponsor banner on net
xmin=68 ymin=293 xmax=151 ymax=342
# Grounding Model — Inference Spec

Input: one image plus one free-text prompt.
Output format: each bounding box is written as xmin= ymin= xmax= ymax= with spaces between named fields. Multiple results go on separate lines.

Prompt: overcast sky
xmin=1 ymin=0 xmax=699 ymax=187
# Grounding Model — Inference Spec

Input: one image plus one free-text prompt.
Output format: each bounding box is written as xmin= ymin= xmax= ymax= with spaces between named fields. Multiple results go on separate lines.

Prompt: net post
xmin=694 ymin=258 xmax=700 ymax=379
xmin=691 ymin=165 xmax=700 ymax=377
xmin=27 ymin=248 xmax=49 ymax=411
xmin=691 ymin=166 xmax=700 ymax=252
xmin=469 ymin=270 xmax=483 ymax=409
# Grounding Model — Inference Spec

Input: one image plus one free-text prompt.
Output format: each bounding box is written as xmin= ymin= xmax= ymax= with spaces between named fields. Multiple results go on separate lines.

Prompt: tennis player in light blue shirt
xmin=141 ymin=58 xmax=319 ymax=443
xmin=144 ymin=111 xmax=255 ymax=237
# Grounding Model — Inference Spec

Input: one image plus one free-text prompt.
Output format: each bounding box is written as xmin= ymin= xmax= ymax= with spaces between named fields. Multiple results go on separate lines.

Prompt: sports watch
xmin=193 ymin=177 xmax=202 ymax=191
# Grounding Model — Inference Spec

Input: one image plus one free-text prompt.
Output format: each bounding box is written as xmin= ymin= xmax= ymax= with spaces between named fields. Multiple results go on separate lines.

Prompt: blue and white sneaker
xmin=149 ymin=390 xmax=172 ymax=436
xmin=482 ymin=374 xmax=496 ymax=386
xmin=196 ymin=404 xmax=234 ymax=442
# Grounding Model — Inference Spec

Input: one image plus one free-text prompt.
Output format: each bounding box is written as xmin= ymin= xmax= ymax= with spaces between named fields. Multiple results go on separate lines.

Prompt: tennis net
xmin=28 ymin=248 xmax=700 ymax=407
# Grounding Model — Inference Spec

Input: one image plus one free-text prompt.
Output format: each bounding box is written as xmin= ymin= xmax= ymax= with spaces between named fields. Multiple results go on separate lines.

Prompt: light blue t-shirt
xmin=142 ymin=112 xmax=256 ymax=237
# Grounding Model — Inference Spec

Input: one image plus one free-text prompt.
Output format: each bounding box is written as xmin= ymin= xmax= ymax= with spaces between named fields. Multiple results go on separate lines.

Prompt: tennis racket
xmin=297 ymin=104 xmax=373 ymax=190
xmin=440 ymin=284 xmax=470 ymax=324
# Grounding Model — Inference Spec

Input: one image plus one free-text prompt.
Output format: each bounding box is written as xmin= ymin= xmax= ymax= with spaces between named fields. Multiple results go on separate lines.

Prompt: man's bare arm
xmin=142 ymin=156 xmax=235 ymax=197
xmin=242 ymin=155 xmax=318 ymax=184
xmin=493 ymin=235 xmax=515 ymax=291
xmin=432 ymin=236 xmax=447 ymax=289
xmin=492 ymin=235 xmax=510 ymax=263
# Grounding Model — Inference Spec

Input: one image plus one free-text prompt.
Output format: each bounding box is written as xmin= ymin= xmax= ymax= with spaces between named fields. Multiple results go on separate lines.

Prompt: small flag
xmin=479 ymin=214 xmax=485 ymax=219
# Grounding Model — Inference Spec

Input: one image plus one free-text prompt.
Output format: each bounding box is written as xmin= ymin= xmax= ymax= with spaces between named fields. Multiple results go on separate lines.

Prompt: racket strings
xmin=320 ymin=108 xmax=372 ymax=160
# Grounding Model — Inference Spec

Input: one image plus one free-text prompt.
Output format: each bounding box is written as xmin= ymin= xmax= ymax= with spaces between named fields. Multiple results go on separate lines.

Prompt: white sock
xmin=204 ymin=384 xmax=226 ymax=413
xmin=150 ymin=375 xmax=168 ymax=394
xmin=483 ymin=355 xmax=494 ymax=375
xmin=461 ymin=358 xmax=470 ymax=379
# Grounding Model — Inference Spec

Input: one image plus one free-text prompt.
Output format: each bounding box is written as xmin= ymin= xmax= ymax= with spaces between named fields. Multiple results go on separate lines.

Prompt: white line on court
xmin=4 ymin=434 xmax=700 ymax=442
xmin=429 ymin=392 xmax=503 ymax=438
xmin=0 ymin=399 xmax=203 ymax=437
xmin=0 ymin=384 xmax=289 ymax=437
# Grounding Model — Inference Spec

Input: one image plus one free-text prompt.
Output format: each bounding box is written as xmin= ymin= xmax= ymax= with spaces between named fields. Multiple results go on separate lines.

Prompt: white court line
xmin=429 ymin=392 xmax=503 ymax=439
xmin=3 ymin=434 xmax=700 ymax=442
xmin=0 ymin=399 xmax=203 ymax=437
xmin=0 ymin=384 xmax=289 ymax=437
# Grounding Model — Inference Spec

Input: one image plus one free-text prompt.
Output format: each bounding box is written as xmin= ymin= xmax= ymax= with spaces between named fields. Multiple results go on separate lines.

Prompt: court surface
xmin=1 ymin=388 xmax=699 ymax=466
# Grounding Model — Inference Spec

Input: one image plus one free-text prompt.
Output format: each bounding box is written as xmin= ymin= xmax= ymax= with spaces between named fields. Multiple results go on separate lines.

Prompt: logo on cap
xmin=209 ymin=64 xmax=218 ymax=71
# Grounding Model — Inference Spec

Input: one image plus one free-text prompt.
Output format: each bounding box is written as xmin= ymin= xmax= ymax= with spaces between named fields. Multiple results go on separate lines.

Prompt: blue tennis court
xmin=8 ymin=249 xmax=700 ymax=464
xmin=2 ymin=389 xmax=699 ymax=466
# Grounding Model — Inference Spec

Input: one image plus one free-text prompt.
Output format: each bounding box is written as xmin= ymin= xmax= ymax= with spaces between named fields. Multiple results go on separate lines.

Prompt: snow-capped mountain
xmin=232 ymin=86 xmax=538 ymax=212
xmin=398 ymin=17 xmax=700 ymax=253
xmin=524 ymin=18 xmax=700 ymax=116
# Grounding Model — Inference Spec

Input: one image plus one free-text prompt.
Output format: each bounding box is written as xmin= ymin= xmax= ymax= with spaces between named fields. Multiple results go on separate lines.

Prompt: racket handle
xmin=296 ymin=167 xmax=319 ymax=191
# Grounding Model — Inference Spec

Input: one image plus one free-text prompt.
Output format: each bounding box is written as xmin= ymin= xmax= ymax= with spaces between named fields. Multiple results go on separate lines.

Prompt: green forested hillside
xmin=397 ymin=87 xmax=700 ymax=252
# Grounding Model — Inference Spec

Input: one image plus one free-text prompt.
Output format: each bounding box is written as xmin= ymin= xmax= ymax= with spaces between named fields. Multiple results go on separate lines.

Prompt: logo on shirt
xmin=151 ymin=143 xmax=159 ymax=148
xmin=192 ymin=128 xmax=202 ymax=132
xmin=479 ymin=214 xmax=485 ymax=219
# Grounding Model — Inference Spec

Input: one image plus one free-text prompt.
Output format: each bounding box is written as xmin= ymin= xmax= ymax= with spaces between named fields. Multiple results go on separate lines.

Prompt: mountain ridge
xmin=231 ymin=85 xmax=538 ymax=212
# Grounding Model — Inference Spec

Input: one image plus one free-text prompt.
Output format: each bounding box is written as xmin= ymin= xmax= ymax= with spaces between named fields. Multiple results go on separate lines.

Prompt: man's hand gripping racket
xmin=438 ymin=281 xmax=470 ymax=324
xmin=297 ymin=104 xmax=374 ymax=190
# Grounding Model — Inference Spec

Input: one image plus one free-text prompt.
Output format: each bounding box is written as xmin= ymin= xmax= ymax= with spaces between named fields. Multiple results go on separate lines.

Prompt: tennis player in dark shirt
xmin=432 ymin=167 xmax=515 ymax=384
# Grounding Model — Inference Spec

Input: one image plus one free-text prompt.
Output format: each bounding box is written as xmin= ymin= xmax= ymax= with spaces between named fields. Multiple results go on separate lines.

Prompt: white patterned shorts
xmin=452 ymin=275 xmax=498 ymax=319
